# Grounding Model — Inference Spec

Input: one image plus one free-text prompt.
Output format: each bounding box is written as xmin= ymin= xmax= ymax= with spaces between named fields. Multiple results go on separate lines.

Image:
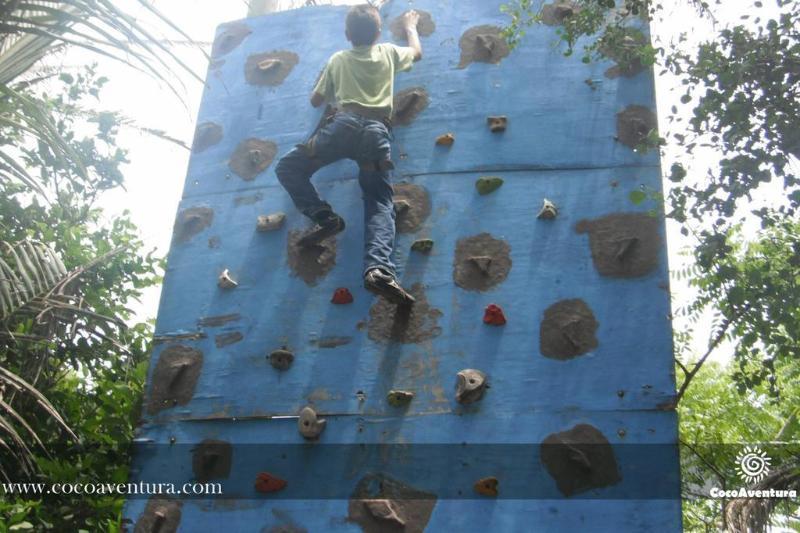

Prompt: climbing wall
xmin=124 ymin=1 xmax=682 ymax=531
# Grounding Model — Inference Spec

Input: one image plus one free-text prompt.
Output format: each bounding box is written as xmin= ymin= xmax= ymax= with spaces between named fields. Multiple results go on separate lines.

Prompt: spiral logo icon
xmin=736 ymin=446 xmax=771 ymax=484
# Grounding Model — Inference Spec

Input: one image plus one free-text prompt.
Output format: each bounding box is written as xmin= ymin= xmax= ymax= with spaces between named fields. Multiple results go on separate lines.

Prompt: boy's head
xmin=345 ymin=4 xmax=381 ymax=46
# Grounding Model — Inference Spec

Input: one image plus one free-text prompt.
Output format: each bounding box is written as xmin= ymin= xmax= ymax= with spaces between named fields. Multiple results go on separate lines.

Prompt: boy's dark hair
xmin=346 ymin=4 xmax=381 ymax=46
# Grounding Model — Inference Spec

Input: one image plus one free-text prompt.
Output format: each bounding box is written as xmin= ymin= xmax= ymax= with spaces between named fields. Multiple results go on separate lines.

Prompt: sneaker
xmin=297 ymin=213 xmax=345 ymax=247
xmin=364 ymin=268 xmax=416 ymax=306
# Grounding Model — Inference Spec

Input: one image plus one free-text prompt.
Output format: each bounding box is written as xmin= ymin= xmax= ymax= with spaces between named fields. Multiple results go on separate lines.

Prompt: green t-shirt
xmin=313 ymin=43 xmax=416 ymax=117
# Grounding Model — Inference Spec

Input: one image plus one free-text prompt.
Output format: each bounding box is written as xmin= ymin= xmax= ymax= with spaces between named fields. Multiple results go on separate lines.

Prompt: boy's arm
xmin=310 ymin=59 xmax=334 ymax=107
xmin=403 ymin=10 xmax=423 ymax=61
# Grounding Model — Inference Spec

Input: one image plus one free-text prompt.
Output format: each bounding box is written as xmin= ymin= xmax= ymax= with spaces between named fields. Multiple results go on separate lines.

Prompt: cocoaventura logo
xmin=709 ymin=446 xmax=797 ymax=499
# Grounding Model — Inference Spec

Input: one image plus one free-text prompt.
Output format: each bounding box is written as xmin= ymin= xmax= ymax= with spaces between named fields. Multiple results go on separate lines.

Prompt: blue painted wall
xmin=125 ymin=1 xmax=681 ymax=531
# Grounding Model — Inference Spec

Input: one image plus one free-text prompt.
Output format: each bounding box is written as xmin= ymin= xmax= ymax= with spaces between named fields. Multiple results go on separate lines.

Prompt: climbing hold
xmin=269 ymin=349 xmax=294 ymax=371
xmin=393 ymin=199 xmax=411 ymax=214
xmin=601 ymin=28 xmax=648 ymax=78
xmin=211 ymin=22 xmax=251 ymax=58
xmin=455 ymin=369 xmax=488 ymax=404
xmin=257 ymin=57 xmax=282 ymax=72
xmin=458 ymin=25 xmax=510 ymax=68
xmin=387 ymin=390 xmax=415 ymax=407
xmin=393 ymin=183 xmax=431 ymax=233
xmin=468 ymin=256 xmax=493 ymax=276
xmin=218 ymin=269 xmax=238 ymax=289
xmin=389 ymin=9 xmax=436 ymax=41
xmin=537 ymin=199 xmax=558 ymax=220
xmin=256 ymin=212 xmax=286 ymax=232
xmin=575 ymin=212 xmax=661 ymax=277
xmin=254 ymin=472 xmax=287 ymax=494
xmin=173 ymin=206 xmax=214 ymax=244
xmin=192 ymin=439 xmax=232 ymax=482
xmin=298 ymin=406 xmax=326 ymax=439
xmin=435 ymin=133 xmax=455 ymax=147
xmin=616 ymin=105 xmax=658 ymax=149
xmin=245 ymin=51 xmax=298 ymax=86
xmin=214 ymin=331 xmax=243 ymax=348
xmin=487 ymin=116 xmax=508 ymax=133
xmin=134 ymin=498 xmax=182 ymax=533
xmin=392 ymin=87 xmax=429 ymax=126
xmin=147 ymin=345 xmax=203 ymax=414
xmin=411 ymin=239 xmax=434 ymax=253
xmin=454 ymin=233 xmax=512 ymax=291
xmin=483 ymin=304 xmax=507 ymax=326
xmin=540 ymin=423 xmax=621 ymax=496
xmin=349 ymin=474 xmax=437 ymax=532
xmin=475 ymin=176 xmax=504 ymax=195
xmin=540 ymin=299 xmax=599 ymax=360
xmin=363 ymin=499 xmax=405 ymax=527
xmin=287 ymin=230 xmax=337 ymax=286
xmin=192 ymin=122 xmax=223 ymax=153
xmin=331 ymin=287 xmax=354 ymax=305
xmin=229 ymin=138 xmax=277 ymax=180
xmin=541 ymin=1 xmax=580 ymax=26
xmin=474 ymin=477 xmax=499 ymax=497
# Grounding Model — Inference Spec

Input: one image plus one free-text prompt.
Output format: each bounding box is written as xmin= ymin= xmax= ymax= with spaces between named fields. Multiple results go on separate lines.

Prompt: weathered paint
xmin=124 ymin=1 xmax=680 ymax=531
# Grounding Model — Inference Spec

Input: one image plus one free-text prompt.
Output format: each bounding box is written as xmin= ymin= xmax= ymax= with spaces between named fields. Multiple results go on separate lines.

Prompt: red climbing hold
xmin=483 ymin=304 xmax=506 ymax=326
xmin=331 ymin=287 xmax=354 ymax=304
xmin=254 ymin=472 xmax=287 ymax=493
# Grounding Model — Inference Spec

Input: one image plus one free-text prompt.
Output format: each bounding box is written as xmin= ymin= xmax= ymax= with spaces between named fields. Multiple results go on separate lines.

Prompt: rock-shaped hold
xmin=218 ymin=269 xmax=238 ymax=289
xmin=229 ymin=138 xmax=277 ymax=180
xmin=392 ymin=87 xmax=429 ymax=126
xmin=487 ymin=116 xmax=508 ymax=133
xmin=455 ymin=369 xmax=488 ymax=404
xmin=192 ymin=439 xmax=232 ymax=482
xmin=173 ymin=206 xmax=214 ymax=244
xmin=469 ymin=256 xmax=493 ymax=276
xmin=540 ymin=299 xmax=599 ymax=360
xmin=476 ymin=176 xmax=504 ymax=195
xmin=211 ymin=22 xmax=251 ymax=58
xmin=257 ymin=58 xmax=282 ymax=72
xmin=134 ymin=498 xmax=182 ymax=533
xmin=387 ymin=390 xmax=415 ymax=407
xmin=254 ymin=472 xmax=287 ymax=494
xmin=458 ymin=25 xmax=510 ymax=68
xmin=363 ymin=499 xmax=405 ymax=527
xmin=541 ymin=1 xmax=580 ymax=26
xmin=575 ymin=212 xmax=661 ymax=277
xmin=389 ymin=9 xmax=436 ymax=41
xmin=269 ymin=349 xmax=294 ymax=371
xmin=537 ymin=199 xmax=558 ymax=220
xmin=483 ymin=304 xmax=506 ymax=326
xmin=393 ymin=199 xmax=411 ymax=214
xmin=147 ymin=345 xmax=203 ymax=414
xmin=393 ymin=183 xmax=431 ymax=233
xmin=474 ymin=477 xmax=499 ymax=497
xmin=256 ymin=212 xmax=286 ymax=232
xmin=435 ymin=133 xmax=455 ymax=147
xmin=245 ymin=51 xmax=298 ymax=86
xmin=192 ymin=122 xmax=223 ymax=153
xmin=331 ymin=287 xmax=354 ymax=305
xmin=616 ymin=105 xmax=658 ymax=149
xmin=411 ymin=239 xmax=434 ymax=253
xmin=298 ymin=406 xmax=326 ymax=440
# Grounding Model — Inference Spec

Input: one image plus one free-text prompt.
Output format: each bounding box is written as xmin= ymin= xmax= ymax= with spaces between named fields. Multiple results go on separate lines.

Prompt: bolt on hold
xmin=476 ymin=176 xmax=504 ymax=195
xmin=331 ymin=287 xmax=354 ymax=304
xmin=474 ymin=476 xmax=499 ymax=497
xmin=257 ymin=58 xmax=282 ymax=72
xmin=537 ymin=199 xmax=558 ymax=220
xmin=363 ymin=499 xmax=405 ymax=527
xmin=254 ymin=472 xmax=287 ymax=493
xmin=468 ymin=255 xmax=493 ymax=276
xmin=298 ymin=406 xmax=326 ymax=439
xmin=256 ymin=212 xmax=286 ymax=232
xmin=218 ymin=269 xmax=238 ymax=289
xmin=411 ymin=239 xmax=434 ymax=253
xmin=268 ymin=348 xmax=294 ymax=371
xmin=483 ymin=304 xmax=506 ymax=326
xmin=435 ymin=132 xmax=455 ymax=147
xmin=487 ymin=116 xmax=507 ymax=133
xmin=455 ymin=369 xmax=488 ymax=404
xmin=387 ymin=390 xmax=415 ymax=407
xmin=393 ymin=199 xmax=411 ymax=214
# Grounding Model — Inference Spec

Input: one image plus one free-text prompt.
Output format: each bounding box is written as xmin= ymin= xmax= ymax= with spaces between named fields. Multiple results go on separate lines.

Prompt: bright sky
xmin=58 ymin=0 xmax=787 ymax=364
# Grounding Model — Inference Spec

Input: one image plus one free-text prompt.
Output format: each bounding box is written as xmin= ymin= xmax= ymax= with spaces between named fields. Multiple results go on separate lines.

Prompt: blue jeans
xmin=276 ymin=111 xmax=397 ymax=277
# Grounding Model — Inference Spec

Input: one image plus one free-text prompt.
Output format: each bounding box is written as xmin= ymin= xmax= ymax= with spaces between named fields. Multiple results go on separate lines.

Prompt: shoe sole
xmin=297 ymin=223 xmax=344 ymax=247
xmin=365 ymin=282 xmax=416 ymax=306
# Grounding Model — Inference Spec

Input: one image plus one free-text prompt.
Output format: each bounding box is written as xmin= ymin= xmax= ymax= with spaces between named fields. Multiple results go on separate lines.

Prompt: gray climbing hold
xmin=256 ymin=212 xmax=286 ymax=232
xmin=298 ymin=406 xmax=326 ymax=439
xmin=269 ymin=349 xmax=294 ymax=371
xmin=363 ymin=499 xmax=405 ymax=527
xmin=468 ymin=256 xmax=494 ymax=276
xmin=537 ymin=199 xmax=558 ymax=220
xmin=218 ymin=269 xmax=238 ymax=289
xmin=387 ymin=390 xmax=415 ymax=407
xmin=487 ymin=116 xmax=508 ymax=133
xmin=455 ymin=369 xmax=488 ymax=404
xmin=411 ymin=239 xmax=434 ymax=253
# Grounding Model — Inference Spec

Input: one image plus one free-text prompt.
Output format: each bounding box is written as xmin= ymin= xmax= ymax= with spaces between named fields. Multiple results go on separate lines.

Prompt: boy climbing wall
xmin=275 ymin=5 xmax=422 ymax=306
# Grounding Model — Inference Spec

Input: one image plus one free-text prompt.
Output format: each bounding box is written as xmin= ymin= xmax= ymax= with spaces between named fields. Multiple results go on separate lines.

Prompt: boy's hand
xmin=402 ymin=10 xmax=420 ymax=32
